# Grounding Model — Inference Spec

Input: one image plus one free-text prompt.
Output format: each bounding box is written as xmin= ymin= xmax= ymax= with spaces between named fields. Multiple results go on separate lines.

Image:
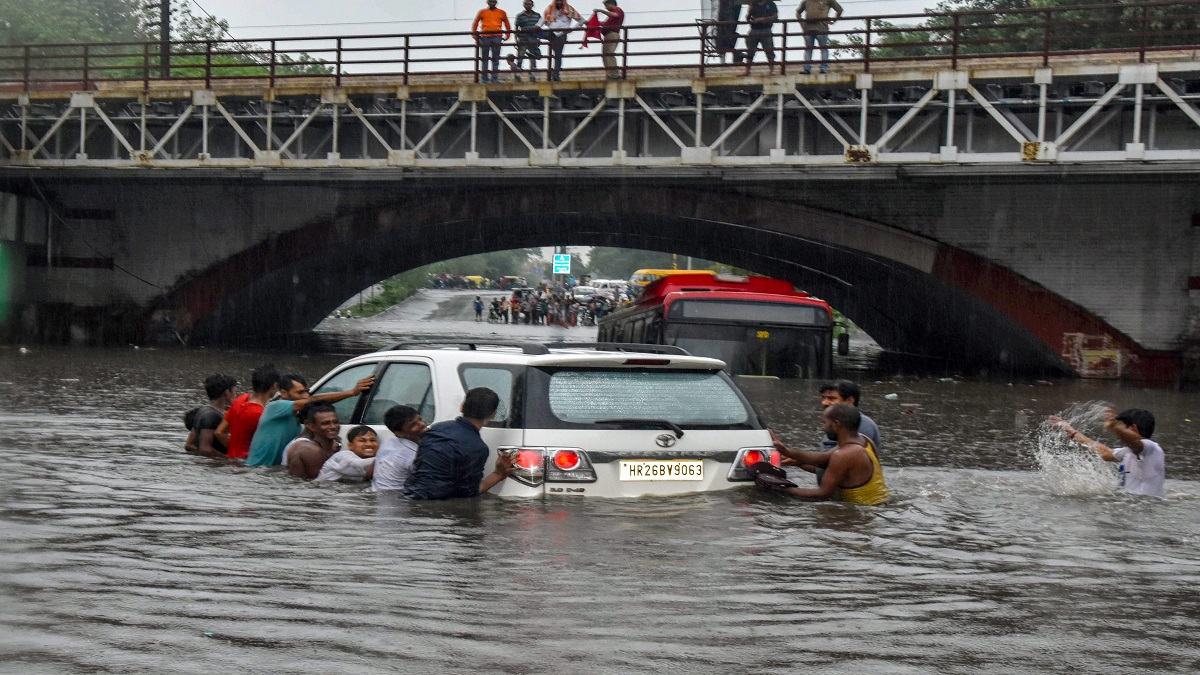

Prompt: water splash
xmin=1032 ymin=400 xmax=1117 ymax=496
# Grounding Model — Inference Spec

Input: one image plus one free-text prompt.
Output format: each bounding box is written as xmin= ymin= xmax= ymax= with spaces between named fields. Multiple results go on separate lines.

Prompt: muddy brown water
xmin=3 ymin=306 xmax=1199 ymax=672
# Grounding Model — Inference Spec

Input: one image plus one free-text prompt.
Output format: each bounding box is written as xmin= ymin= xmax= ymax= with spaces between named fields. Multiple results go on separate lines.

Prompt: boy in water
xmin=372 ymin=405 xmax=429 ymax=491
xmin=316 ymin=425 xmax=379 ymax=482
xmin=1050 ymin=408 xmax=1165 ymax=497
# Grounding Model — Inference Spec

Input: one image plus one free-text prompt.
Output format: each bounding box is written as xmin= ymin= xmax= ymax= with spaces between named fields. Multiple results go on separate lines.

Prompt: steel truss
xmin=5 ymin=62 xmax=1200 ymax=170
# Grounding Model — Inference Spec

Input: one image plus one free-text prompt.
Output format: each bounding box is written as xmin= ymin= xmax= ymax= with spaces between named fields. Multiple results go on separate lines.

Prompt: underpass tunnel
xmin=187 ymin=209 xmax=1073 ymax=377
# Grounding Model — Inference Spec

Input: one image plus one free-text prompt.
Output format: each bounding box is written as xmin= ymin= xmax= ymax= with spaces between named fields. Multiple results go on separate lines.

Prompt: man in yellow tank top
xmin=771 ymin=403 xmax=890 ymax=505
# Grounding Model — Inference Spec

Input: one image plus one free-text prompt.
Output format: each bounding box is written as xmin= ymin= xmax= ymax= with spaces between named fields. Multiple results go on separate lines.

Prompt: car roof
xmin=356 ymin=341 xmax=726 ymax=370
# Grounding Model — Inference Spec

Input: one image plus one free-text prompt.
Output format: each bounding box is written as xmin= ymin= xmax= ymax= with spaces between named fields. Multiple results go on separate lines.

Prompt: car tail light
xmin=505 ymin=447 xmax=545 ymax=487
xmin=553 ymin=449 xmax=581 ymax=471
xmin=545 ymin=448 xmax=596 ymax=483
xmin=742 ymin=449 xmax=767 ymax=466
xmin=727 ymin=446 xmax=777 ymax=481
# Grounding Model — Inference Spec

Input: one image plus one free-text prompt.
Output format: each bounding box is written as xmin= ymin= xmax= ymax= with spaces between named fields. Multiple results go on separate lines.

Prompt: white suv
xmin=308 ymin=341 xmax=777 ymax=498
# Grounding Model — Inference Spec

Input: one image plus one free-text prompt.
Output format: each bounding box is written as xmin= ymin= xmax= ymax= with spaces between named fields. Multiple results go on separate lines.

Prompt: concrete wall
xmin=2 ymin=171 xmax=1197 ymax=378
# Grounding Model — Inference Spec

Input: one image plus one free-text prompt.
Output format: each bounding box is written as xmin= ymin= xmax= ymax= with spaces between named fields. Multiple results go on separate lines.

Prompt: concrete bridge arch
xmin=170 ymin=183 xmax=1139 ymax=377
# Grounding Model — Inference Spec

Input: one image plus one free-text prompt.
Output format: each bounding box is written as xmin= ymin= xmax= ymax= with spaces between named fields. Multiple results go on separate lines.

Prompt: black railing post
xmin=82 ymin=44 xmax=90 ymax=90
xmin=699 ymin=24 xmax=706 ymax=78
xmin=336 ymin=38 xmax=343 ymax=86
xmin=403 ymin=35 xmax=410 ymax=85
xmin=205 ymin=40 xmax=212 ymax=87
xmin=1139 ymin=3 xmax=1149 ymax=62
xmin=22 ymin=45 xmax=31 ymax=91
xmin=142 ymin=42 xmax=151 ymax=87
xmin=621 ymin=26 xmax=628 ymax=79
xmin=269 ymin=39 xmax=277 ymax=88
xmin=864 ymin=17 xmax=872 ymax=72
xmin=950 ymin=12 xmax=960 ymax=69
xmin=1042 ymin=9 xmax=1052 ymax=66
xmin=780 ymin=20 xmax=788 ymax=75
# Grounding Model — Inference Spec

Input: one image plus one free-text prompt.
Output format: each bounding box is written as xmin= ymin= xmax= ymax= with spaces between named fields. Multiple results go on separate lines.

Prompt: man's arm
xmin=197 ymin=428 xmax=224 ymax=459
xmin=472 ymin=11 xmax=483 ymax=39
xmin=1049 ymin=416 xmax=1116 ymax=461
xmin=215 ymin=419 xmax=230 ymax=449
xmin=479 ymin=451 xmax=517 ymax=494
xmin=829 ymin=0 xmax=843 ymax=20
xmin=503 ymin=15 xmax=512 ymax=41
xmin=185 ymin=429 xmax=198 ymax=454
xmin=773 ymin=436 xmax=832 ymax=469
xmin=782 ymin=449 xmax=851 ymax=500
xmin=294 ymin=376 xmax=375 ymax=412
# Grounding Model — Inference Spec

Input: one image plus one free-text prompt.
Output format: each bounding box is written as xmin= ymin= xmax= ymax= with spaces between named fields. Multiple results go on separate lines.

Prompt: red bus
xmin=597 ymin=273 xmax=835 ymax=378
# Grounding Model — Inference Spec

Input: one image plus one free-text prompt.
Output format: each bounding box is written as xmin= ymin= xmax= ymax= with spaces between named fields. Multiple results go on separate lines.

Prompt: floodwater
xmin=3 ymin=290 xmax=1200 ymax=673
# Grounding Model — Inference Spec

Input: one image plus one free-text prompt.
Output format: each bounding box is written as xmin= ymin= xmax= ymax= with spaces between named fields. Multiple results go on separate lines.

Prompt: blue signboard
xmin=552 ymin=253 xmax=571 ymax=275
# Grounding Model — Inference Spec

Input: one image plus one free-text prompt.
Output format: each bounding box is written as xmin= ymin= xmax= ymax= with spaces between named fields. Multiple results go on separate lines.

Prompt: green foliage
xmin=0 ymin=0 xmax=331 ymax=78
xmin=587 ymin=247 xmax=729 ymax=280
xmin=859 ymin=0 xmax=1200 ymax=59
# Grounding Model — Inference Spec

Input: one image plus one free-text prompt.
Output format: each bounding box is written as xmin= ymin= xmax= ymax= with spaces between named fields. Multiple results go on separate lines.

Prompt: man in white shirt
xmin=1051 ymin=407 xmax=1165 ymax=497
xmin=372 ymin=405 xmax=430 ymax=491
xmin=317 ymin=425 xmax=379 ymax=483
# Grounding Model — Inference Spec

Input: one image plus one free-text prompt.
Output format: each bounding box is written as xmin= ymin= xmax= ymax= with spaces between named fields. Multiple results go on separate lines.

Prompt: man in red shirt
xmin=595 ymin=0 xmax=624 ymax=80
xmin=472 ymin=0 xmax=512 ymax=83
xmin=224 ymin=364 xmax=279 ymax=462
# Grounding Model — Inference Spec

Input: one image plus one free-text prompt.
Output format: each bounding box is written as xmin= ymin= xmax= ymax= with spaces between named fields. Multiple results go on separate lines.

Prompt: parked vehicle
xmin=308 ymin=341 xmax=777 ymax=498
xmin=598 ymin=273 xmax=834 ymax=379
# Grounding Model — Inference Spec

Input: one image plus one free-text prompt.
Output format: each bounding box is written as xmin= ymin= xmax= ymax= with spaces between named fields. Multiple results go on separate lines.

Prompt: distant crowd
xmin=475 ymin=282 xmax=633 ymax=327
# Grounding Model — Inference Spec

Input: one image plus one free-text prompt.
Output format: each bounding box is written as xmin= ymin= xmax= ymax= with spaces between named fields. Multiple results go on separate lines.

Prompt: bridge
xmin=2 ymin=2 xmax=1200 ymax=379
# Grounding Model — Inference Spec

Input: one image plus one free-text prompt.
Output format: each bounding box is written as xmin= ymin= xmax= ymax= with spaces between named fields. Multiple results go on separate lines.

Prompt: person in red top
xmin=472 ymin=0 xmax=512 ymax=83
xmin=594 ymin=0 xmax=624 ymax=80
xmin=223 ymin=364 xmax=279 ymax=462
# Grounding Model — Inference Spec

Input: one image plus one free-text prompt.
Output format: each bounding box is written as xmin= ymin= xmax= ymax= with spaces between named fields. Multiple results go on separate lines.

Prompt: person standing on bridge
xmin=544 ymin=0 xmax=586 ymax=82
xmin=473 ymin=0 xmax=513 ymax=83
xmin=797 ymin=0 xmax=843 ymax=74
xmin=741 ymin=0 xmax=778 ymax=76
xmin=594 ymin=0 xmax=625 ymax=80
xmin=514 ymin=0 xmax=545 ymax=81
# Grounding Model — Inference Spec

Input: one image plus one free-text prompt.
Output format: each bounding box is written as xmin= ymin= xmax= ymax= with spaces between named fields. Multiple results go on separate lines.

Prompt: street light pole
xmin=159 ymin=0 xmax=171 ymax=78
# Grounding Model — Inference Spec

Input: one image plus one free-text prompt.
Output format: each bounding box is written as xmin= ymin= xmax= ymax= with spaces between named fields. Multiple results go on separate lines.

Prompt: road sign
xmin=552 ymin=253 xmax=571 ymax=275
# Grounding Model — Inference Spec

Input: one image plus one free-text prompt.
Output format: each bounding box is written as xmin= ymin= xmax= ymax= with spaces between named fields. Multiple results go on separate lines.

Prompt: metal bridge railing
xmin=1 ymin=0 xmax=1200 ymax=91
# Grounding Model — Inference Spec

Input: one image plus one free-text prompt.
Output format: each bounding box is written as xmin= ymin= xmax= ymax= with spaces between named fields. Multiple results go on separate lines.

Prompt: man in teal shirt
xmin=246 ymin=372 xmax=375 ymax=466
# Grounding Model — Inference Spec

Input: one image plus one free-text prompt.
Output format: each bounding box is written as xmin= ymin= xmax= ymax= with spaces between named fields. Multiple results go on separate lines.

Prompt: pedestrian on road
xmin=474 ymin=295 xmax=484 ymax=321
xmin=594 ymin=0 xmax=625 ymax=80
xmin=797 ymin=0 xmax=842 ymax=74
xmin=473 ymin=0 xmax=512 ymax=83
xmin=741 ymin=0 xmax=778 ymax=76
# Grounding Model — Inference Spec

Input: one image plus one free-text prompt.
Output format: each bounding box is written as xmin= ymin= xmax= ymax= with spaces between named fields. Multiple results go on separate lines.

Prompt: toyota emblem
xmin=655 ymin=434 xmax=677 ymax=448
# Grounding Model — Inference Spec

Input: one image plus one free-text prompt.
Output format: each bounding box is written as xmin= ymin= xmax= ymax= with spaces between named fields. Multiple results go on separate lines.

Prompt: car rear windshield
xmin=526 ymin=368 xmax=757 ymax=429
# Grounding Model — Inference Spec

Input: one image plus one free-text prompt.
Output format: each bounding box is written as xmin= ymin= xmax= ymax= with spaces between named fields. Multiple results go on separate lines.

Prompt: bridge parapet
xmin=4 ymin=57 xmax=1200 ymax=171
xmin=3 ymin=1 xmax=1200 ymax=173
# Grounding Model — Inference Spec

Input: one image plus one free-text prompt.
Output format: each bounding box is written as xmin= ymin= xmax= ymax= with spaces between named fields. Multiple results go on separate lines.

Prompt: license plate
xmin=619 ymin=460 xmax=704 ymax=482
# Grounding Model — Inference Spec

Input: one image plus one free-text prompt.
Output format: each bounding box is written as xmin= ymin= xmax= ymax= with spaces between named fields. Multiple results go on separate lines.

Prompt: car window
xmin=311 ymin=363 xmax=376 ymax=423
xmin=544 ymin=369 xmax=750 ymax=426
xmin=460 ymin=366 xmax=514 ymax=424
xmin=362 ymin=362 xmax=436 ymax=425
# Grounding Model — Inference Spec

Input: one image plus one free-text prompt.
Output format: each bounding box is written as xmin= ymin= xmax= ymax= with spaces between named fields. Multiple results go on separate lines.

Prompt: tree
xmin=587 ymin=247 xmax=729 ymax=280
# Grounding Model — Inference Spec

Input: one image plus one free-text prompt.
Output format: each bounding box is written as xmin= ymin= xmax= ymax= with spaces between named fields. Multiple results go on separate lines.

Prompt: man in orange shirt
xmin=224 ymin=364 xmax=279 ymax=463
xmin=473 ymin=0 xmax=512 ymax=83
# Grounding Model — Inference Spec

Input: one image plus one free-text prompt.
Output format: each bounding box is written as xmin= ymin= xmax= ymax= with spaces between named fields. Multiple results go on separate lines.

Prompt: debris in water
xmin=884 ymin=393 xmax=899 ymax=400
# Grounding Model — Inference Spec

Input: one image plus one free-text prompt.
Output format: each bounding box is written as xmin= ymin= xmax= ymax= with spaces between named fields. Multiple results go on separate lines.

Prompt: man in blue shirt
xmin=403 ymin=388 xmax=517 ymax=500
xmin=782 ymin=380 xmax=882 ymax=485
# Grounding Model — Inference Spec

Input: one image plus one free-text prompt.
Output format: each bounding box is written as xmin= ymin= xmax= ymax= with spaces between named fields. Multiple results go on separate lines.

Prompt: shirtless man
xmin=287 ymin=402 xmax=342 ymax=480
xmin=771 ymin=402 xmax=889 ymax=505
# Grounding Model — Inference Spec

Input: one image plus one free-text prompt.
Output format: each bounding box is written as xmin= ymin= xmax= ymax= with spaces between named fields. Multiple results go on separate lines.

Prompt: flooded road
xmin=3 ymin=291 xmax=1200 ymax=673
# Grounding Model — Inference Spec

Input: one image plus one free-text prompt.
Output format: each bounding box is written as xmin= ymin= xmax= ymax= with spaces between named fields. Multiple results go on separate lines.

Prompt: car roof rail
xmin=380 ymin=340 xmax=551 ymax=355
xmin=546 ymin=342 xmax=692 ymax=356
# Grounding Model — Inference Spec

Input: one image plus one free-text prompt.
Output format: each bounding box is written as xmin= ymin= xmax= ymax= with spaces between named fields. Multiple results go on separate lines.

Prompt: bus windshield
xmin=665 ymin=324 xmax=830 ymax=379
